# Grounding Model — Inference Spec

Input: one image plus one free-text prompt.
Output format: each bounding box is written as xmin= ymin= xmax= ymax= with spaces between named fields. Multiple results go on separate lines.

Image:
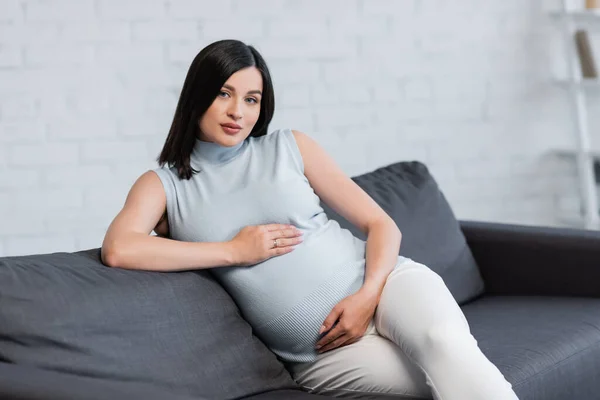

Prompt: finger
xmin=268 ymin=237 xmax=291 ymax=250
xmin=319 ymin=308 xmax=342 ymax=335
xmin=269 ymin=245 xmax=295 ymax=256
xmin=318 ymin=334 xmax=351 ymax=353
xmin=270 ymin=236 xmax=303 ymax=248
xmin=268 ymin=229 xmax=303 ymax=241
xmin=316 ymin=324 xmax=344 ymax=349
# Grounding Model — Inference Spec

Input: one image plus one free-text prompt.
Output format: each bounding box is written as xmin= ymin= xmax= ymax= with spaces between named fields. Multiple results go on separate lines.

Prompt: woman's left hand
xmin=315 ymin=288 xmax=380 ymax=354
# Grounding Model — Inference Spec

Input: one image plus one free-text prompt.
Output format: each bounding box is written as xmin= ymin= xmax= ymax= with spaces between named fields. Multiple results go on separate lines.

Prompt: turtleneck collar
xmin=191 ymin=137 xmax=248 ymax=165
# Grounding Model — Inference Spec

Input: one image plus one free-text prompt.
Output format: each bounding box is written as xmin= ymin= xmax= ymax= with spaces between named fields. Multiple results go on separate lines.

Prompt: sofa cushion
xmin=321 ymin=161 xmax=485 ymax=305
xmin=0 ymin=249 xmax=298 ymax=400
xmin=462 ymin=296 xmax=600 ymax=400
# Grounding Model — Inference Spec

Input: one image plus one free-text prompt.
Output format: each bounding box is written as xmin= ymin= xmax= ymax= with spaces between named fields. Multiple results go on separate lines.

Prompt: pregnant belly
xmin=252 ymin=254 xmax=412 ymax=363
xmin=211 ymin=219 xmax=367 ymax=328
xmin=251 ymin=257 xmax=366 ymax=363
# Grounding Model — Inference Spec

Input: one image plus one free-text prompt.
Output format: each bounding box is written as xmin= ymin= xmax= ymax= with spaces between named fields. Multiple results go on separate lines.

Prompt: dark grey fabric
xmin=323 ymin=161 xmax=485 ymax=305
xmin=462 ymin=296 xmax=600 ymax=400
xmin=0 ymin=248 xmax=298 ymax=400
xmin=0 ymin=361 xmax=204 ymax=400
xmin=461 ymin=220 xmax=600 ymax=297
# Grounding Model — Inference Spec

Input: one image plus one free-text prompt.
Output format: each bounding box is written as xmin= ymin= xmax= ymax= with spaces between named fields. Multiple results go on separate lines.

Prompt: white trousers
xmin=286 ymin=258 xmax=519 ymax=400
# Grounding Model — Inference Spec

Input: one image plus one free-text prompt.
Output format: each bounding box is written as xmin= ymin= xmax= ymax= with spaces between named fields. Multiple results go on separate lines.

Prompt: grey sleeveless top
xmin=152 ymin=128 xmax=405 ymax=364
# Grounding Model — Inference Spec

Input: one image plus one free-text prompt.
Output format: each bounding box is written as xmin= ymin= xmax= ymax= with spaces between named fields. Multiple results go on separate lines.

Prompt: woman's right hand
xmin=229 ymin=224 xmax=304 ymax=267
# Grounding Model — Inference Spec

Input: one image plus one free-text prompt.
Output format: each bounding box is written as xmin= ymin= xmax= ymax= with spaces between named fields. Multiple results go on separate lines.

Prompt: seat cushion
xmin=462 ymin=296 xmax=600 ymax=400
xmin=322 ymin=161 xmax=485 ymax=305
xmin=0 ymin=249 xmax=298 ymax=400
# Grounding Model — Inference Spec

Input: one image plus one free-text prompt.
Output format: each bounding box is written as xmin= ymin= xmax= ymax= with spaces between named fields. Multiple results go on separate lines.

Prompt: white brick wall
xmin=0 ymin=0 xmax=595 ymax=257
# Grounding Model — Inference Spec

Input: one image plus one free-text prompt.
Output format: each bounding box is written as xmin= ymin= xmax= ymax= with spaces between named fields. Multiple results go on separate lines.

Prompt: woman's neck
xmin=191 ymin=137 xmax=247 ymax=165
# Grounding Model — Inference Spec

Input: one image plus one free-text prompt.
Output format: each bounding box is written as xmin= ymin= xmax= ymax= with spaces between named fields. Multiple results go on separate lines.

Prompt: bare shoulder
xmin=290 ymin=129 xmax=308 ymax=140
xmin=132 ymin=170 xmax=167 ymax=205
xmin=289 ymin=129 xmax=315 ymax=152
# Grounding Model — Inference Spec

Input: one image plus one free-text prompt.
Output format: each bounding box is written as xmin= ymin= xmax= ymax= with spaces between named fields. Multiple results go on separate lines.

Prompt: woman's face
xmin=198 ymin=66 xmax=263 ymax=146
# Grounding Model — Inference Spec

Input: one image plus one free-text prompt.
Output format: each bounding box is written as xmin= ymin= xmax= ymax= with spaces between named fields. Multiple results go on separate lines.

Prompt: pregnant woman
xmin=101 ymin=39 xmax=519 ymax=400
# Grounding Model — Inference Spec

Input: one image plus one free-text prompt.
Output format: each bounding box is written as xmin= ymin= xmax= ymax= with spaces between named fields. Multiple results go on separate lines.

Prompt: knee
xmin=387 ymin=259 xmax=437 ymax=281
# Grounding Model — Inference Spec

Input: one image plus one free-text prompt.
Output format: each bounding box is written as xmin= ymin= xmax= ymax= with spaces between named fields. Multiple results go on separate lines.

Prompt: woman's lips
xmin=221 ymin=124 xmax=242 ymax=135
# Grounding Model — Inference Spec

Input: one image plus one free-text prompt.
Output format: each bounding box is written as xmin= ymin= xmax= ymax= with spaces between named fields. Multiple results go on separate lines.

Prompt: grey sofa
xmin=1 ymin=161 xmax=599 ymax=400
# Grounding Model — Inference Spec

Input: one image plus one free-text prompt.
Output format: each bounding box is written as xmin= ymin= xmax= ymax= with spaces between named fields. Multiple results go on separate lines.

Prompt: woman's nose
xmin=227 ymin=101 xmax=243 ymax=120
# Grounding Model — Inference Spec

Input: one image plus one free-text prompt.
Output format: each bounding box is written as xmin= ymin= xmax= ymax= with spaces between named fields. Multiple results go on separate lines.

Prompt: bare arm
xmin=101 ymin=170 xmax=235 ymax=272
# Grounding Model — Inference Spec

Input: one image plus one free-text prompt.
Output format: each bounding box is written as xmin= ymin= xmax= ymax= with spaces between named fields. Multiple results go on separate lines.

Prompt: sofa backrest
xmin=321 ymin=161 xmax=485 ymax=305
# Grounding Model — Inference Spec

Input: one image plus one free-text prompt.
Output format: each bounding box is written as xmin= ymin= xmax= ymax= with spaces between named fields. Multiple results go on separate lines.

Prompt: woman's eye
xmin=246 ymin=97 xmax=258 ymax=104
xmin=218 ymin=91 xmax=230 ymax=98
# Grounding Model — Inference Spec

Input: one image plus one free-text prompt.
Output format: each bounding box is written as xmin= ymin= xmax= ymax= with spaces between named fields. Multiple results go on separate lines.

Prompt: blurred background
xmin=1 ymin=0 xmax=599 ymax=257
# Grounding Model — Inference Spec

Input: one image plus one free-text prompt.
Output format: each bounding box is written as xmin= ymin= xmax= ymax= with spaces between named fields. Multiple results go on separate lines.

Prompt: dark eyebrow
xmin=222 ymin=84 xmax=262 ymax=96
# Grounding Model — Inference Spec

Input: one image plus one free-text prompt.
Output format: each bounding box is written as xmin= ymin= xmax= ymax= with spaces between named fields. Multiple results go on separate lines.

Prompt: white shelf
xmin=550 ymin=1 xmax=600 ymax=230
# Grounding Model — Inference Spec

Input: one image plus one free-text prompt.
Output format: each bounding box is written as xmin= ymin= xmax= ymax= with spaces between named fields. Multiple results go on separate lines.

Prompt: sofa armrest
xmin=459 ymin=220 xmax=600 ymax=298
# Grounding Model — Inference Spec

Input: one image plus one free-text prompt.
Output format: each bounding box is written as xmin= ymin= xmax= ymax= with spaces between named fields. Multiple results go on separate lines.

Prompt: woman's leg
xmin=286 ymin=319 xmax=431 ymax=399
xmin=375 ymin=258 xmax=519 ymax=400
